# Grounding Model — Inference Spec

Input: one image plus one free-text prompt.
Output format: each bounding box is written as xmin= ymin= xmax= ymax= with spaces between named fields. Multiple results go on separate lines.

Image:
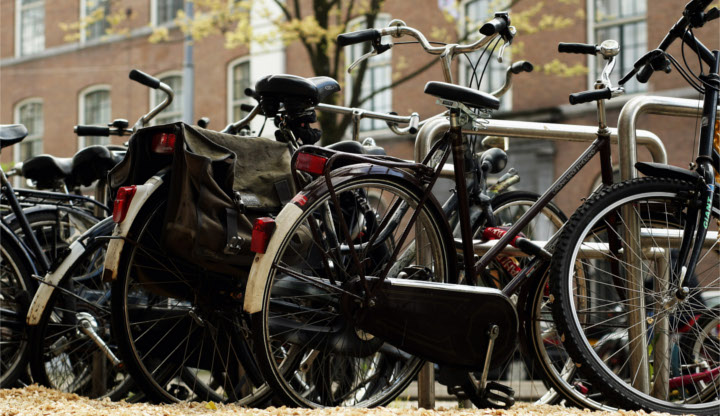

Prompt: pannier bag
xmin=109 ymin=122 xmax=293 ymax=275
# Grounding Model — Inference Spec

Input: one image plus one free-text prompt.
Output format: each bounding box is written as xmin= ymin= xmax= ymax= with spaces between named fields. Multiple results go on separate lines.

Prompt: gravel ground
xmin=0 ymin=386 xmax=679 ymax=416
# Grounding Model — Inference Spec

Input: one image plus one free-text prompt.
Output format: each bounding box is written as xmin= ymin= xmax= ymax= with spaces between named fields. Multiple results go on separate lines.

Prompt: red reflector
xmin=251 ymin=217 xmax=276 ymax=254
xmin=295 ymin=152 xmax=327 ymax=175
xmin=113 ymin=186 xmax=137 ymax=223
xmin=151 ymin=132 xmax=176 ymax=154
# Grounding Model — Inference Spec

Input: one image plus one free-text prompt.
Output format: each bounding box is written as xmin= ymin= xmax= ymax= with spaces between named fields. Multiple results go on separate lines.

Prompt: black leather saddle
xmin=327 ymin=140 xmax=386 ymax=156
xmin=0 ymin=124 xmax=28 ymax=149
xmin=255 ymin=74 xmax=340 ymax=106
xmin=22 ymin=154 xmax=74 ymax=188
xmin=424 ymin=81 xmax=500 ymax=111
xmin=72 ymin=145 xmax=124 ymax=187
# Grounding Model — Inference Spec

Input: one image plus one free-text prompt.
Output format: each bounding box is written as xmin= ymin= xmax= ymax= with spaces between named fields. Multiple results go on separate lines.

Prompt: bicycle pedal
xmin=478 ymin=381 xmax=515 ymax=409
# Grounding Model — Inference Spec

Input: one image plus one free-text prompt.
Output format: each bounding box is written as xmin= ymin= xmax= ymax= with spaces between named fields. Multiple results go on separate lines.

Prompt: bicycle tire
xmin=111 ymin=191 xmax=272 ymax=405
xmin=550 ymin=177 xmax=720 ymax=414
xmin=252 ymin=174 xmax=456 ymax=408
xmin=0 ymin=230 xmax=35 ymax=388
xmin=28 ymin=223 xmax=134 ymax=400
xmin=678 ymin=306 xmax=720 ymax=403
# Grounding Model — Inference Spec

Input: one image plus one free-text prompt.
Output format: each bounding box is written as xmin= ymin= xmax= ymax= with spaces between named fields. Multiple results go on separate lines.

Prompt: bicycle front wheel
xmin=550 ymin=177 xmax=720 ymax=414
xmin=252 ymin=175 xmax=455 ymax=408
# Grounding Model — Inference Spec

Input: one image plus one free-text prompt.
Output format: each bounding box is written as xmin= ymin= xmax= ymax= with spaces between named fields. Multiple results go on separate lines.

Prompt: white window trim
xmin=79 ymin=0 xmax=107 ymax=43
xmin=150 ymin=0 xmax=182 ymax=27
xmin=13 ymin=97 xmax=43 ymax=164
xmin=586 ymin=0 xmax=647 ymax=90
xmin=15 ymin=0 xmax=44 ymax=57
xmin=457 ymin=0 xmax=512 ymax=110
xmin=78 ymin=84 xmax=112 ymax=149
xmin=227 ymin=56 xmax=252 ymax=125
xmin=149 ymin=70 xmax=182 ymax=125
xmin=344 ymin=13 xmax=393 ymax=134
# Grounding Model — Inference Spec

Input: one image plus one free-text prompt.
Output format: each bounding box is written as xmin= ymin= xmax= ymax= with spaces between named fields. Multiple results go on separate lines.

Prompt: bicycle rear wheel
xmin=550 ymin=177 xmax=720 ymax=414
xmin=111 ymin=194 xmax=271 ymax=405
xmin=252 ymin=175 xmax=455 ymax=408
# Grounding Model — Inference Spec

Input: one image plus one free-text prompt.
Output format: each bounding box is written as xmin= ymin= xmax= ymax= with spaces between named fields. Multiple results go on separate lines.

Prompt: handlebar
xmin=618 ymin=1 xmax=718 ymax=86
xmin=129 ymin=69 xmax=161 ymax=89
xmin=569 ymin=88 xmax=612 ymax=105
xmin=337 ymin=29 xmax=381 ymax=47
xmin=128 ymin=69 xmax=175 ymax=130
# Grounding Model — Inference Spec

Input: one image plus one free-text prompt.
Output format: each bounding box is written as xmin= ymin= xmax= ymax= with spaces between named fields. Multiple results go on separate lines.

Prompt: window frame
xmin=227 ymin=56 xmax=252 ymax=125
xmin=344 ymin=13 xmax=393 ymax=133
xmin=587 ymin=0 xmax=647 ymax=93
xmin=15 ymin=0 xmax=45 ymax=57
xmin=458 ymin=0 xmax=512 ymax=111
xmin=149 ymin=71 xmax=183 ymax=125
xmin=13 ymin=97 xmax=44 ymax=164
xmin=80 ymin=0 xmax=110 ymax=43
xmin=150 ymin=0 xmax=184 ymax=27
xmin=78 ymin=84 xmax=112 ymax=148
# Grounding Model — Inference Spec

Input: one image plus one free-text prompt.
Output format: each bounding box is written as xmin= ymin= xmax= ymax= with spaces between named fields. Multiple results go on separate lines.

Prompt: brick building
xmin=1 ymin=0 xmax=718 ymax=213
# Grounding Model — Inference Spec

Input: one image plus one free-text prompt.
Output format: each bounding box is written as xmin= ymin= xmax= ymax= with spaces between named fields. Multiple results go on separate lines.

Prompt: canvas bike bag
xmin=109 ymin=122 xmax=294 ymax=275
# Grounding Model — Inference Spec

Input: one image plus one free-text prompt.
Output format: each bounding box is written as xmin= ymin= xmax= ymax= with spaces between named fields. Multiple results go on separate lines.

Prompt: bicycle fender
xmin=244 ymin=163 xmax=434 ymax=314
xmin=103 ymin=173 xmax=166 ymax=282
xmin=26 ymin=217 xmax=115 ymax=326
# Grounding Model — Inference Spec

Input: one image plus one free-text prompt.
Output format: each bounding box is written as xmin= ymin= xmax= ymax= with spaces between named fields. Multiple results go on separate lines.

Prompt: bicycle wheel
xmin=111 ymin=193 xmax=271 ymax=405
xmin=252 ymin=175 xmax=455 ymax=408
xmin=0 ymin=232 xmax=35 ymax=388
xmin=28 ymin=222 xmax=133 ymax=400
xmin=550 ymin=177 xmax=720 ymax=414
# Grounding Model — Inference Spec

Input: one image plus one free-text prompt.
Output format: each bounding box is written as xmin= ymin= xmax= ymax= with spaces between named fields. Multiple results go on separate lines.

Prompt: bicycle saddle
xmin=0 ymin=124 xmax=28 ymax=149
xmin=255 ymin=74 xmax=340 ymax=105
xmin=72 ymin=145 xmax=122 ymax=186
xmin=22 ymin=154 xmax=74 ymax=188
xmin=424 ymin=81 xmax=500 ymax=111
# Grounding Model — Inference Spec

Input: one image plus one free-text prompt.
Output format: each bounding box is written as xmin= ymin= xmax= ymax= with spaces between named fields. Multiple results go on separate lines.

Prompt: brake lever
xmin=347 ymin=38 xmax=392 ymax=73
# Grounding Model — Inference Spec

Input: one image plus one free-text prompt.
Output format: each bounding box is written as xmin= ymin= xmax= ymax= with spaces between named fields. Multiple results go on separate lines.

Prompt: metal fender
xmin=27 ymin=217 xmax=115 ymax=325
xmin=243 ymin=163 xmax=438 ymax=314
xmin=102 ymin=173 xmax=166 ymax=282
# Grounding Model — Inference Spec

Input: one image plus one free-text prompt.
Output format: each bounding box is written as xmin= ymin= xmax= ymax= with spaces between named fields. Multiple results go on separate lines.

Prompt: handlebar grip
xmin=129 ymin=69 xmax=160 ymax=89
xmin=408 ymin=114 xmax=419 ymax=135
xmin=74 ymin=125 xmax=110 ymax=136
xmin=337 ymin=29 xmax=380 ymax=47
xmin=510 ymin=61 xmax=534 ymax=74
xmin=479 ymin=16 xmax=507 ymax=37
xmin=636 ymin=64 xmax=654 ymax=83
xmin=558 ymin=42 xmax=597 ymax=54
xmin=568 ymin=87 xmax=612 ymax=105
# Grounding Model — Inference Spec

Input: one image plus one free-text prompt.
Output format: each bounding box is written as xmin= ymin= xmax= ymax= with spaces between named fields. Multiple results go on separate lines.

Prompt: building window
xmin=152 ymin=74 xmax=183 ymax=124
xmin=591 ymin=0 xmax=647 ymax=93
xmin=80 ymin=87 xmax=111 ymax=147
xmin=228 ymin=59 xmax=252 ymax=123
xmin=346 ymin=15 xmax=392 ymax=132
xmin=82 ymin=0 xmax=110 ymax=42
xmin=460 ymin=0 xmax=511 ymax=110
xmin=153 ymin=0 xmax=184 ymax=25
xmin=14 ymin=100 xmax=43 ymax=163
xmin=16 ymin=0 xmax=45 ymax=56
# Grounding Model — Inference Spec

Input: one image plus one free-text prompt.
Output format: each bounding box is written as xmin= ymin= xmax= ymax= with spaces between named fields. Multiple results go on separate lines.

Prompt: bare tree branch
xmin=356 ymin=57 xmax=436 ymax=106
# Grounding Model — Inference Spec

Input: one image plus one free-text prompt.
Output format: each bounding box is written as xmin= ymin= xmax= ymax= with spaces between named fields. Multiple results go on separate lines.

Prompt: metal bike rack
xmin=412 ymin=97 xmax=720 ymax=406
xmin=617 ymin=96 xmax=720 ymax=394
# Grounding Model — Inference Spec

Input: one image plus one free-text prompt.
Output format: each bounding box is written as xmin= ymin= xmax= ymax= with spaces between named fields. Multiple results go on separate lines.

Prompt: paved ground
xmin=0 ymin=385 xmax=679 ymax=416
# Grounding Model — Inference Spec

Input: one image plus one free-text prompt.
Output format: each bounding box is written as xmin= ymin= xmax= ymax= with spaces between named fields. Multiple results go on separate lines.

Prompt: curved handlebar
xmin=74 ymin=125 xmax=111 ymax=136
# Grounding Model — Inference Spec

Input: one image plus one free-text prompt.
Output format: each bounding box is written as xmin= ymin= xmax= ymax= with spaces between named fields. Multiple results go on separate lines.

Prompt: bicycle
xmin=239 ymin=10 xmax=651 ymax=409
xmin=548 ymin=0 xmax=720 ymax=412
